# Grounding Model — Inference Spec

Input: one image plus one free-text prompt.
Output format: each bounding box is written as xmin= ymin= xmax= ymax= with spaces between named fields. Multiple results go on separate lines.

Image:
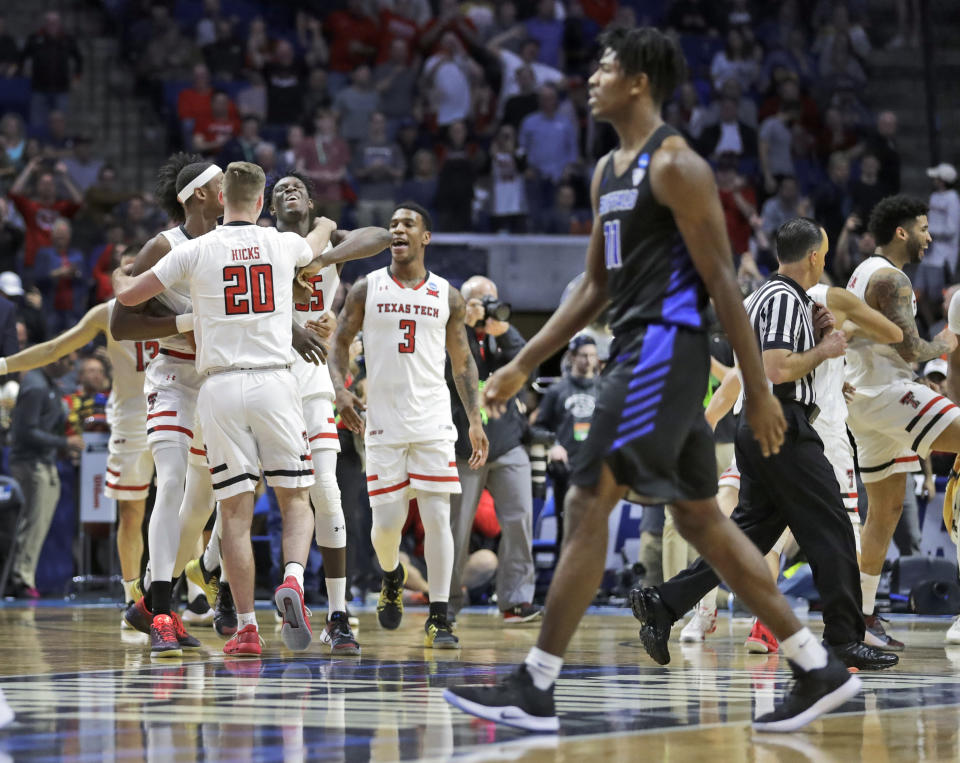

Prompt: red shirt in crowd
xmin=194 ymin=114 xmax=241 ymax=148
xmin=8 ymin=193 xmax=80 ymax=267
xmin=718 ymin=185 xmax=756 ymax=256
xmin=325 ymin=10 xmax=380 ymax=72
xmin=377 ymin=9 xmax=419 ymax=63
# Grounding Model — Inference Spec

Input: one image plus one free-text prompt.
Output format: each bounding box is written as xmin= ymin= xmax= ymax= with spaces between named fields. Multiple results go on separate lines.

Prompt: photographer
xmin=445 ymin=276 xmax=539 ymax=623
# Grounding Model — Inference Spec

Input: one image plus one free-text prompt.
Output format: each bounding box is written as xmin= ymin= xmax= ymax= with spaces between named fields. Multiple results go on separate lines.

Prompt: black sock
xmin=143 ymin=583 xmax=153 ymax=612
xmin=198 ymin=556 xmax=211 ymax=583
xmin=151 ymin=580 xmax=173 ymax=616
xmin=385 ymin=564 xmax=403 ymax=584
xmin=429 ymin=601 xmax=447 ymax=620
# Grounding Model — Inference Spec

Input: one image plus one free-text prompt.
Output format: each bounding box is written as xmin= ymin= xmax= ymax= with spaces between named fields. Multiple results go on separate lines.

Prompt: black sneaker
xmin=503 ymin=603 xmax=543 ymax=623
xmin=214 ymin=582 xmax=238 ymax=637
xmin=444 ymin=664 xmax=558 ymax=733
xmin=322 ymin=611 xmax=361 ymax=656
xmin=377 ymin=564 xmax=406 ymax=630
xmin=753 ymin=653 xmax=862 ymax=732
xmin=629 ymin=587 xmax=674 ymax=665
xmin=829 ymin=641 xmax=899 ymax=671
xmin=424 ymin=615 xmax=460 ymax=649
xmin=863 ymin=613 xmax=905 ymax=651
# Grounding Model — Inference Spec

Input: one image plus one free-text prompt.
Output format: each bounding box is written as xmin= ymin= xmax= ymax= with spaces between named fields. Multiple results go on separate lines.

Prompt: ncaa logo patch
xmin=426 ymin=282 xmax=440 ymax=298
xmin=632 ymin=153 xmax=650 ymax=186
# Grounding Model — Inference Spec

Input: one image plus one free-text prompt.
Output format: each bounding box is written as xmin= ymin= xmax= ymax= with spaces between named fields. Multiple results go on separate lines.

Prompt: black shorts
xmin=570 ymin=324 xmax=716 ymax=503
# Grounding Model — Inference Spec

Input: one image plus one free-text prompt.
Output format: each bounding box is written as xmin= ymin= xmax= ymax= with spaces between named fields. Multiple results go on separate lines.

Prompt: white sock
xmin=186 ymin=577 xmax=205 ymax=605
xmin=143 ymin=565 xmax=152 ymax=591
xmin=327 ymin=577 xmax=347 ymax=617
xmin=416 ymin=492 xmax=454 ymax=605
xmin=861 ymin=572 xmax=880 ymax=616
xmin=284 ymin=562 xmax=305 ymax=589
xmin=780 ymin=627 xmax=829 ymax=671
xmin=122 ymin=578 xmax=137 ymax=603
xmin=238 ymin=612 xmax=257 ymax=630
xmin=203 ymin=509 xmax=222 ymax=573
xmin=524 ymin=647 xmax=563 ymax=691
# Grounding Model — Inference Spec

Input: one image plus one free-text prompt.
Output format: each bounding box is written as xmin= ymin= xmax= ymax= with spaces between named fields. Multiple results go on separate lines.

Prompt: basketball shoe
xmin=321 ymin=611 xmax=361 ymax=655
xmin=863 ymin=613 xmax=904 ymax=651
xmin=444 ymin=664 xmax=558 ymax=732
xmin=214 ymin=582 xmax=237 ymax=637
xmin=424 ymin=614 xmax=459 ymax=649
xmin=745 ymin=619 xmax=779 ymax=654
xmin=224 ymin=624 xmax=263 ymax=657
xmin=947 ymin=616 xmax=960 ymax=644
xmin=629 ymin=587 xmax=674 ymax=665
xmin=503 ymin=604 xmax=542 ymax=624
xmin=150 ymin=614 xmax=182 ymax=658
xmin=124 ymin=596 xmax=153 ymax=635
xmin=275 ymin=576 xmax=313 ymax=651
xmin=680 ymin=604 xmax=718 ymax=642
xmin=170 ymin=611 xmax=202 ymax=650
xmin=182 ymin=595 xmax=214 ymax=626
xmin=185 ymin=558 xmax=219 ymax=609
xmin=377 ymin=564 xmax=406 ymax=630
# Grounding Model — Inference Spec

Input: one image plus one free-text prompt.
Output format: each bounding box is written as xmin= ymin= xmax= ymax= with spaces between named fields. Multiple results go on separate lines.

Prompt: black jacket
xmin=446 ymin=325 xmax=527 ymax=463
xmin=11 ymin=368 xmax=68 ymax=464
xmin=531 ymin=374 xmax=598 ymax=455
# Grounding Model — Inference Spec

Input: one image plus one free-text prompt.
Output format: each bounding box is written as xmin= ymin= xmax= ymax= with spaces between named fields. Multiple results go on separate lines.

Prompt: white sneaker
xmin=945 ymin=615 xmax=960 ymax=644
xmin=679 ymin=605 xmax=718 ymax=642
xmin=182 ymin=599 xmax=215 ymax=626
xmin=0 ymin=689 xmax=14 ymax=729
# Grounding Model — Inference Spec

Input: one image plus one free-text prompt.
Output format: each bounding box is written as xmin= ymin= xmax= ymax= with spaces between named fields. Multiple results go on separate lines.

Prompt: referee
xmin=637 ymin=218 xmax=896 ymax=671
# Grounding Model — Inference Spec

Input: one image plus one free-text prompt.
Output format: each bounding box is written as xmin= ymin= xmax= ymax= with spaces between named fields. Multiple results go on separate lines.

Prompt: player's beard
xmin=907 ymin=234 xmax=925 ymax=263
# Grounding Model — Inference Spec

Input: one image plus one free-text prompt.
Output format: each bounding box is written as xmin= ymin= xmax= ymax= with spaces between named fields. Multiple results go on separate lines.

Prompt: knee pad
xmin=314 ymin=473 xmax=346 ymax=548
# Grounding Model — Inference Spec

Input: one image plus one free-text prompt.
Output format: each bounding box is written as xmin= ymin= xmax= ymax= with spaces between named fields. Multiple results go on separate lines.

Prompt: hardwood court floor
xmin=0 ymin=604 xmax=958 ymax=761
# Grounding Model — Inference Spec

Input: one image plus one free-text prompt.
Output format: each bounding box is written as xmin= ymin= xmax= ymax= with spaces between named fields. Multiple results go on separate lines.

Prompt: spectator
xmin=715 ymin=153 xmax=762 ymax=265
xmin=667 ymin=0 xmax=722 ymax=35
xmin=33 ymin=218 xmax=86 ymax=333
xmin=542 ymin=183 xmax=591 ymax=235
xmin=91 ymin=240 xmax=126 ymax=303
xmin=488 ymin=35 xmax=564 ymax=116
xmin=264 ymin=39 xmax=306 ymax=127
xmin=0 ymin=199 xmax=23 ymax=272
xmin=518 ymin=84 xmax=578 ymax=220
xmin=236 ymin=71 xmax=267 ymax=121
xmin=396 ymin=119 xmax=430 ymax=177
xmin=761 ymin=175 xmax=812 ymax=253
xmin=525 ymin=0 xmax=564 ymax=69
xmin=0 ymin=15 xmax=20 ymax=78
xmin=244 ymin=17 xmax=272 ymax=72
xmin=7 ymin=355 xmax=82 ymax=598
xmin=40 ymin=110 xmax=72 ymax=157
xmin=281 ymin=124 xmax=305 ymax=172
xmin=814 ymin=5 xmax=871 ymax=62
xmin=711 ymin=27 xmax=760 ymax=93
xmin=487 ymin=123 xmax=528 ymax=233
xmin=202 ymin=18 xmax=245 ymax=80
xmin=763 ymin=28 xmax=817 ymax=88
xmin=834 ymin=213 xmax=875 ymax=282
xmin=817 ymin=34 xmax=867 ymax=97
xmin=253 ymin=142 xmax=281 ymax=180
xmin=1 ymin=272 xmax=45 ymax=345
xmin=64 ymin=355 xmax=110 ymax=437
xmin=758 ymin=74 xmax=819 ymax=134
xmin=0 ymin=274 xmax=18 ymax=374
xmin=422 ymin=33 xmax=481 ymax=131
xmin=484 ymin=0 xmax=521 ymax=49
xmin=419 ymin=0 xmax=480 ymax=57
xmin=324 ymin=0 xmax=380 ymax=85
xmin=176 ymin=64 xmax=215 ymax=126
xmin=502 ymin=66 xmax=540 ymax=130
xmin=758 ymin=104 xmax=798 ymax=194
xmin=217 ymin=115 xmax=262 ymax=166
xmin=813 ymin=152 xmax=853 ymax=274
xmin=916 ymin=163 xmax=960 ymax=298
xmin=192 ymin=91 xmax=240 ymax=157
xmin=62 ymin=136 xmax=103 ymax=193
xmin=121 ymin=195 xmax=162 ymax=241
xmin=138 ymin=14 xmax=200 ymax=96
xmin=850 ymin=153 xmax=885 ymax=221
xmin=396 ymin=149 xmax=438 ymax=219
xmin=20 ymin=11 xmax=83 ymax=128
xmin=353 ymin=112 xmax=405 ymax=227
xmin=376 ymin=0 xmax=421 ymax=64
xmin=74 ymin=165 xmax=130 ymax=233
xmin=8 ymin=158 xmax=82 ymax=267
xmin=863 ymin=110 xmax=901 ymax=195
xmin=297 ymin=12 xmax=329 ymax=70
xmin=301 ymin=68 xmax=332 ymax=124
xmin=374 ymin=40 xmax=419 ymax=129
xmin=562 ymin=1 xmax=602 ymax=77
xmin=195 ymin=0 xmax=222 ymax=47
xmin=697 ymin=96 xmax=757 ymax=162
xmin=333 ymin=65 xmax=380 ymax=146
xmin=816 ymin=106 xmax=859 ymax=162
xmin=705 ymin=78 xmax=758 ymax=130
xmin=1 ymin=114 xmax=27 ymax=169
xmin=435 ymin=120 xmax=482 ymax=231
xmin=677 ymin=82 xmax=710 ymax=141
xmin=295 ymin=109 xmax=350 ymax=220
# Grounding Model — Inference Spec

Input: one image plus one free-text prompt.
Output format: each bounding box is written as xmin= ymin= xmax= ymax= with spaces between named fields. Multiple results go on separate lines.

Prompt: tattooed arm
xmin=866 ymin=268 xmax=957 ymax=363
xmin=446 ymin=289 xmax=489 ymax=469
xmin=330 ymin=278 xmax=367 ymax=434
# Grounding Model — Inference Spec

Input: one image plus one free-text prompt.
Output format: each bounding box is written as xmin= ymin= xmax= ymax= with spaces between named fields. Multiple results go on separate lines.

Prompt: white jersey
xmin=845 ymin=256 xmax=916 ymax=395
xmin=362 ymin=267 xmax=456 ymax=445
xmin=157 ymin=226 xmax=196 ymax=355
xmin=292 ymin=247 xmax=339 ymax=401
xmin=949 ymin=289 xmax=960 ymax=334
xmin=105 ymin=298 xmax=156 ymax=441
xmin=152 ymin=222 xmax=314 ymax=375
xmin=807 ymin=284 xmax=847 ymax=430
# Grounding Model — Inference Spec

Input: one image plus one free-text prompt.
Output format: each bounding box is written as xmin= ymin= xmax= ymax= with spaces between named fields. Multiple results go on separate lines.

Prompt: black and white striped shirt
xmin=743 ymin=274 xmax=816 ymax=406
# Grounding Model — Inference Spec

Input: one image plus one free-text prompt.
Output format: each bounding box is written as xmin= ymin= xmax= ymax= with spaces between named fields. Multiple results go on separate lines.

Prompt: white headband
xmin=177 ymin=164 xmax=222 ymax=204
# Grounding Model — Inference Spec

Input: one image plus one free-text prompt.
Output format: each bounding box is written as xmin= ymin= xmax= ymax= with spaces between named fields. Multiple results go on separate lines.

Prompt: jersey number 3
xmin=398 ymin=319 xmax=416 ymax=353
xmin=223 ymin=264 xmax=276 ymax=315
xmin=603 ymin=219 xmax=622 ymax=269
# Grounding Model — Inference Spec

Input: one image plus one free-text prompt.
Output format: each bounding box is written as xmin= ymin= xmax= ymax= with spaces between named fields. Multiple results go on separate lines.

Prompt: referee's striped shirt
xmin=743 ymin=274 xmax=817 ymax=406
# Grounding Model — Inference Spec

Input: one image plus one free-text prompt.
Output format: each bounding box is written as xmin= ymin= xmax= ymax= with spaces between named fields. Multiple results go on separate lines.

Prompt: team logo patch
xmin=426 ymin=282 xmax=440 ymax=298
xmin=900 ymin=391 xmax=920 ymax=409
xmin=147 ymin=392 xmax=157 ymax=410
xmin=632 ymin=153 xmax=650 ymax=186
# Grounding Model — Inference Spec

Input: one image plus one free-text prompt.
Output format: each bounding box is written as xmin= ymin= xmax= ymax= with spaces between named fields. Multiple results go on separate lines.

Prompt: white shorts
xmin=199 ymin=369 xmax=315 ymax=501
xmin=718 ymin=457 xmax=740 ymax=490
xmin=303 ymin=396 xmax=340 ymax=453
xmin=847 ymin=380 xmax=959 ymax=483
xmin=105 ymin=436 xmax=154 ymax=501
xmin=815 ymin=423 xmax=859 ymax=511
xmin=144 ymin=353 xmax=206 ymax=465
xmin=771 ymin=513 xmax=860 ymax=557
xmin=365 ymin=439 xmax=461 ymax=507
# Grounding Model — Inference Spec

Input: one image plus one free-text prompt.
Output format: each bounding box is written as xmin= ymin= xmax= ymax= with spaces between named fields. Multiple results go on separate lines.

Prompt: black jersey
xmin=597 ymin=124 xmax=709 ymax=335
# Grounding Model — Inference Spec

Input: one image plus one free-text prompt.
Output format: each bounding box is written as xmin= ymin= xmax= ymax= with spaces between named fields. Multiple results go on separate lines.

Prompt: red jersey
xmin=8 ymin=193 xmax=80 ymax=267
xmin=326 ymin=10 xmax=380 ymax=72
xmin=376 ymin=9 xmax=419 ymax=63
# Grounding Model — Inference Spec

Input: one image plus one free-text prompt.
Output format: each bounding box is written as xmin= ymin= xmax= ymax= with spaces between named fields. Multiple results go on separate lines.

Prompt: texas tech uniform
xmin=362 ymin=267 xmax=460 ymax=505
xmin=144 ymin=225 xmax=207 ymax=466
xmin=104 ymin=298 xmax=156 ymax=500
xmin=846 ymin=256 xmax=960 ymax=482
xmin=151 ymin=221 xmax=315 ymax=501
xmin=293 ymin=255 xmax=340 ymax=453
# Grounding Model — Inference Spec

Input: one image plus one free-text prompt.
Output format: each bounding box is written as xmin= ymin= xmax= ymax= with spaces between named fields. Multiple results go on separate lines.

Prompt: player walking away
xmin=443 ymin=28 xmax=859 ymax=733
xmin=117 ymin=161 xmax=384 ymax=658
xmin=845 ymin=195 xmax=960 ymax=649
xmin=330 ymin=201 xmax=489 ymax=650
xmin=268 ymin=171 xmax=391 ymax=654
xmin=112 ymin=154 xmax=223 ymax=655
xmin=0 ymin=252 xmax=177 ymax=619
xmin=944 ymin=290 xmax=960 ymax=643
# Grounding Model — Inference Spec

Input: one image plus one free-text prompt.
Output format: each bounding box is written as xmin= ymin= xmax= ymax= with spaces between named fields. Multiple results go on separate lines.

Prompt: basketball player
xmin=268 ymin=171 xmax=390 ymax=653
xmin=944 ymin=289 xmax=960 ymax=643
xmin=329 ymin=201 xmax=489 ymax=649
xmin=116 ymin=161 xmax=381 ymax=658
xmin=0 ymin=251 xmax=177 ymax=618
xmin=844 ymin=195 xmax=960 ymax=649
xmin=443 ymin=28 xmax=859 ymax=733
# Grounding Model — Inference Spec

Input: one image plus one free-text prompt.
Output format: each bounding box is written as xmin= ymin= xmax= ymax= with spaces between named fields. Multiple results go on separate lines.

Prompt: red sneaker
xmin=223 ymin=624 xmax=263 ymax=656
xmin=124 ymin=596 xmax=153 ymax=634
xmin=150 ymin=614 xmax=182 ymax=658
xmin=745 ymin=618 xmax=779 ymax=654
xmin=169 ymin=611 xmax=202 ymax=650
xmin=274 ymin=576 xmax=313 ymax=651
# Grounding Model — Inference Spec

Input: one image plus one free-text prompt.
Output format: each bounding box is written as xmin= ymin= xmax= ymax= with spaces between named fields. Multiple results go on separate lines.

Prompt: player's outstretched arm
xmin=115 ymin=271 xmax=168 ymax=308
xmin=0 ymin=303 xmax=107 ymax=375
xmin=301 ymin=226 xmax=391 ymax=279
xmin=110 ymin=234 xmax=181 ymax=340
xmin=446 ymin=289 xmax=488 ymax=469
xmin=651 ymin=138 xmax=785 ymax=457
xmin=826 ymin=286 xmax=902 ymax=344
xmin=330 ymin=277 xmax=367 ymax=434
xmin=705 ymin=367 xmax=741 ymax=431
xmin=866 ymin=268 xmax=957 ymax=362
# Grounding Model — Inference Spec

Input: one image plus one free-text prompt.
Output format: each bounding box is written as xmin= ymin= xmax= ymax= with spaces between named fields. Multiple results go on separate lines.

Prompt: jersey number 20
xmin=223 ymin=264 xmax=275 ymax=315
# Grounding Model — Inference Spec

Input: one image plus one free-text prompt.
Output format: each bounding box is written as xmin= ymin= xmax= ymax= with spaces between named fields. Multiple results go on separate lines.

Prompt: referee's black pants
xmin=657 ymin=401 xmax=864 ymax=646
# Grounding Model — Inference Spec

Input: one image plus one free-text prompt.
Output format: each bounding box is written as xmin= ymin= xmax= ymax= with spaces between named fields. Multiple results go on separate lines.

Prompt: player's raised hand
xmin=292 ymin=321 xmax=327 ymax=365
xmin=482 ymin=359 xmax=528 ymax=418
xmin=335 ymin=388 xmax=365 ymax=433
xmin=468 ymin=421 xmax=488 ymax=469
xmin=745 ymin=388 xmax=786 ymax=458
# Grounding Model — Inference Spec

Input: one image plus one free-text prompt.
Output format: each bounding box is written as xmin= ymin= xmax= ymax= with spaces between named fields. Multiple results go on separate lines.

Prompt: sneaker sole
xmin=425 ymin=636 xmax=460 ymax=649
xmin=945 ymin=633 xmax=960 ymax=644
xmin=630 ymin=592 xmax=671 ymax=666
xmin=223 ymin=648 xmax=262 ymax=657
xmin=377 ymin=609 xmax=402 ymax=630
xmin=863 ymin=630 xmax=905 ymax=651
xmin=745 ymin=639 xmax=776 ymax=654
xmin=752 ymin=674 xmax=862 ymax=733
xmin=181 ymin=612 xmax=215 ymax=626
xmin=503 ymin=612 xmax=543 ymax=624
xmin=331 ymin=643 xmax=362 ymax=656
xmin=442 ymin=689 xmax=559 ymax=733
xmin=151 ymin=647 xmax=183 ymax=659
xmin=275 ymin=585 xmax=313 ymax=651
